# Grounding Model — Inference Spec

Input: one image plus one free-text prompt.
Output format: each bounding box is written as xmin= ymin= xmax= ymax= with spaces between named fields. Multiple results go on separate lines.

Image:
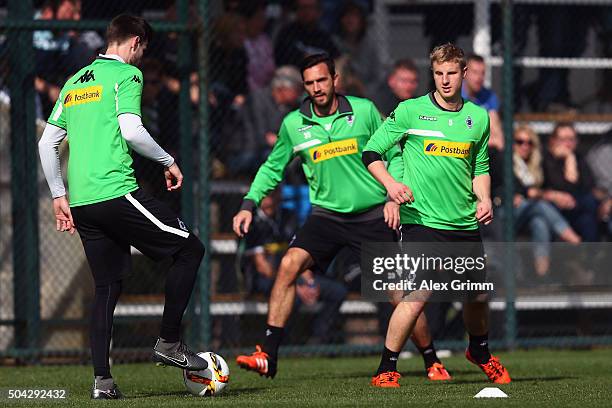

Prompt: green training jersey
xmin=244 ymin=95 xmax=403 ymax=213
xmin=364 ymin=92 xmax=490 ymax=230
xmin=47 ymin=56 xmax=142 ymax=206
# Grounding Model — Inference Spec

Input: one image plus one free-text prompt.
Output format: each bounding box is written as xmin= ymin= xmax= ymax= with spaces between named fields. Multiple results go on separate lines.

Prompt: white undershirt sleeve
xmin=38 ymin=123 xmax=67 ymax=199
xmin=117 ymin=113 xmax=174 ymax=167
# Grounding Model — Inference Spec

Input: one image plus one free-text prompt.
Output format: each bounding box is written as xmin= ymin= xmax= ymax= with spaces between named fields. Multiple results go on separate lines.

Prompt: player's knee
xmin=179 ymin=234 xmax=205 ymax=263
xmin=277 ymin=252 xmax=306 ymax=282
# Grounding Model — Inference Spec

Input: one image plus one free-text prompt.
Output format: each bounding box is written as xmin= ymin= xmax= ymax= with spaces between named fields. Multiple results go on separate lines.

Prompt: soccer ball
xmin=183 ymin=352 xmax=230 ymax=396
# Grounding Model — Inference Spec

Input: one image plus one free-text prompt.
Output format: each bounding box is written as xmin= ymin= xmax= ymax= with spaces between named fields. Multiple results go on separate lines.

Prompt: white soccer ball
xmin=183 ymin=352 xmax=230 ymax=396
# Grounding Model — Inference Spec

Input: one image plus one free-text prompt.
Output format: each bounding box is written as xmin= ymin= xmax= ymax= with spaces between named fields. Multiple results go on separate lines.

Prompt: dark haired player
xmin=38 ymin=15 xmax=207 ymax=399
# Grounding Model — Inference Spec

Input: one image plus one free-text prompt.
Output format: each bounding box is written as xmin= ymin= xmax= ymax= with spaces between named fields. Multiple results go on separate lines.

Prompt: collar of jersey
xmin=96 ymin=53 xmax=126 ymax=63
xmin=298 ymin=94 xmax=353 ymax=123
xmin=429 ymin=91 xmax=465 ymax=113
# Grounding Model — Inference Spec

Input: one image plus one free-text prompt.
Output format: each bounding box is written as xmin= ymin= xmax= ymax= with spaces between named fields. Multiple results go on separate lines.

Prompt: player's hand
xmin=476 ymin=198 xmax=494 ymax=225
xmin=233 ymin=210 xmax=253 ymax=237
xmin=164 ymin=163 xmax=183 ymax=191
xmin=384 ymin=201 xmax=401 ymax=230
xmin=385 ymin=181 xmax=414 ymax=205
xmin=53 ymin=196 xmax=75 ymax=234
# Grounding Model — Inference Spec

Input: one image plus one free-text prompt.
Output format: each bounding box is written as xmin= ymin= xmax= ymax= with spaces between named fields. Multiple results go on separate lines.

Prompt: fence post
xmin=197 ymin=0 xmax=211 ymax=350
xmin=7 ymin=0 xmax=40 ymax=356
xmin=502 ymin=0 xmax=517 ymax=350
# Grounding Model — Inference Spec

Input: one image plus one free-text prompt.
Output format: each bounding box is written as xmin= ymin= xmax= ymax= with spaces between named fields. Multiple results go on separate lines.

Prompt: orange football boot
xmin=371 ymin=371 xmax=401 ymax=388
xmin=466 ymin=349 xmax=511 ymax=384
xmin=427 ymin=362 xmax=452 ymax=381
xmin=236 ymin=345 xmax=276 ymax=378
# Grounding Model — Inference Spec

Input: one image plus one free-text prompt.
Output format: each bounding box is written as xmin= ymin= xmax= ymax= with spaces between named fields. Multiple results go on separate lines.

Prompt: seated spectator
xmin=513 ymin=126 xmax=581 ymax=276
xmin=274 ymin=0 xmax=339 ymax=67
xmin=371 ymin=58 xmax=419 ymax=116
xmin=334 ymin=55 xmax=366 ymax=97
xmin=33 ymin=0 xmax=99 ymax=117
xmin=242 ymin=190 xmax=348 ymax=344
xmin=586 ymin=136 xmax=612 ymax=237
xmin=209 ymin=12 xmax=249 ymax=106
xmin=332 ymin=1 xmax=380 ymax=95
xmin=542 ymin=123 xmax=602 ymax=242
xmin=209 ymin=12 xmax=249 ymax=163
xmin=230 ymin=66 xmax=303 ymax=177
xmin=240 ymin=0 xmax=276 ymax=92
xmin=462 ymin=54 xmax=504 ymax=150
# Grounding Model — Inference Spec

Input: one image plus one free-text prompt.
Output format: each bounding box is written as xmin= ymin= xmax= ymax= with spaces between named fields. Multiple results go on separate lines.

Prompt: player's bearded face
xmin=303 ymin=63 xmax=338 ymax=109
xmin=432 ymin=61 xmax=466 ymax=100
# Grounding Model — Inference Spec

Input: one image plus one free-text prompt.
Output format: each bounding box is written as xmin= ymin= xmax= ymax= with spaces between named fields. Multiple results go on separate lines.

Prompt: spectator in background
xmin=33 ymin=0 xmax=100 ymax=117
xmin=33 ymin=1 xmax=64 ymax=117
xmin=332 ymin=1 xmax=380 ymax=96
xmin=240 ymin=0 xmax=276 ymax=92
xmin=513 ymin=126 xmax=581 ymax=276
xmin=231 ymin=66 xmax=303 ymax=177
xmin=334 ymin=55 xmax=366 ymax=97
xmin=209 ymin=12 xmax=249 ymax=164
xmin=371 ymin=58 xmax=419 ymax=116
xmin=586 ymin=136 xmax=612 ymax=237
xmin=209 ymin=12 xmax=249 ymax=107
xmin=462 ymin=54 xmax=504 ymax=151
xmin=274 ymin=0 xmax=339 ymax=67
xmin=542 ymin=123 xmax=602 ymax=242
xmin=242 ymin=190 xmax=348 ymax=344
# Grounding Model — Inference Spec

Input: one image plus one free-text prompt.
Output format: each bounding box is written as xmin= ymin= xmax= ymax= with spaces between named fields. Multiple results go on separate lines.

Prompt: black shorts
xmin=72 ymin=189 xmax=192 ymax=285
xmin=399 ymin=224 xmax=488 ymax=301
xmin=289 ymin=214 xmax=396 ymax=273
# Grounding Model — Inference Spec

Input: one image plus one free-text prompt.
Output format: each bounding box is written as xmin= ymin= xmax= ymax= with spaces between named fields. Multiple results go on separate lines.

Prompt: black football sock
xmin=91 ymin=281 xmax=121 ymax=379
xmin=160 ymin=235 xmax=205 ymax=342
xmin=376 ymin=346 xmax=400 ymax=375
xmin=416 ymin=342 xmax=441 ymax=369
xmin=262 ymin=325 xmax=283 ymax=361
xmin=468 ymin=333 xmax=491 ymax=364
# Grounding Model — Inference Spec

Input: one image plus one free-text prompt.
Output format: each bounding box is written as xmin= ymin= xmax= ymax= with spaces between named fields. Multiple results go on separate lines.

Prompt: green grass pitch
xmin=1 ymin=349 xmax=611 ymax=407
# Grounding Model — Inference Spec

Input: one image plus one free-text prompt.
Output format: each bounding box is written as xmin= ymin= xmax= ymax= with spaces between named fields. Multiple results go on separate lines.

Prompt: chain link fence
xmin=1 ymin=0 xmax=611 ymax=365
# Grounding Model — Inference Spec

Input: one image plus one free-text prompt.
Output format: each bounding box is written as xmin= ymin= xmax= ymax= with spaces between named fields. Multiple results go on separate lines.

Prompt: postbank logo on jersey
xmin=63 ymin=85 xmax=103 ymax=108
xmin=424 ymin=140 xmax=471 ymax=158
xmin=309 ymin=138 xmax=358 ymax=163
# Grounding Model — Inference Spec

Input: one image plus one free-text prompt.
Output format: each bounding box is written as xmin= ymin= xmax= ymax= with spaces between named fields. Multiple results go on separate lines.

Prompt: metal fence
xmin=0 ymin=0 xmax=611 ymax=365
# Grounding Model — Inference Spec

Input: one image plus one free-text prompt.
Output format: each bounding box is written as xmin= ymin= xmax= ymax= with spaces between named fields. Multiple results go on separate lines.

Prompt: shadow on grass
xmin=131 ymin=387 xmax=269 ymax=399
xmin=450 ymin=376 xmax=575 ymax=384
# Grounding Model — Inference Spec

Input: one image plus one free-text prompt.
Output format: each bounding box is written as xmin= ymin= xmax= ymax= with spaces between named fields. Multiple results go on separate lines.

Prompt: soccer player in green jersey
xmin=364 ymin=44 xmax=511 ymax=387
xmin=233 ymin=54 xmax=450 ymax=381
xmin=38 ymin=15 xmax=208 ymax=399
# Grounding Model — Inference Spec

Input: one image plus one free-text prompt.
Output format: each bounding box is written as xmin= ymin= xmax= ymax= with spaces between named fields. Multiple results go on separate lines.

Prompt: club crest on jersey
xmin=346 ymin=115 xmax=354 ymax=127
xmin=466 ymin=115 xmax=473 ymax=129
xmin=298 ymin=125 xmax=313 ymax=138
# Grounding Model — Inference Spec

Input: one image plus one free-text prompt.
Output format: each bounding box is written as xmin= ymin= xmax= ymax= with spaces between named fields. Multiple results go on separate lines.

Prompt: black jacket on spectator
xmin=274 ymin=22 xmax=339 ymax=67
xmin=242 ymin=207 xmax=299 ymax=293
xmin=542 ymin=150 xmax=595 ymax=195
xmin=209 ymin=44 xmax=249 ymax=97
xmin=371 ymin=81 xmax=401 ymax=117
